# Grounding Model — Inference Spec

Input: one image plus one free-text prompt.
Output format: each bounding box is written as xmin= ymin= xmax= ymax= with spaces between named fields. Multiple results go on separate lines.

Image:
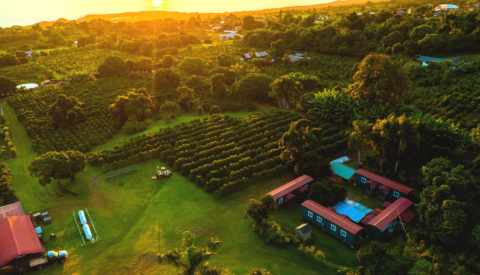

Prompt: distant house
xmin=355 ymin=169 xmax=413 ymax=201
xmin=434 ymin=4 xmax=459 ymax=12
xmin=366 ymin=197 xmax=416 ymax=239
xmin=267 ymin=175 xmax=313 ymax=206
xmin=301 ymin=200 xmax=364 ymax=247
xmin=288 ymin=54 xmax=303 ymax=63
xmin=16 ymin=83 xmax=38 ymax=91
xmin=254 ymin=51 xmax=268 ymax=58
xmin=0 ymin=215 xmax=44 ymax=268
xmin=218 ymin=30 xmax=243 ymax=41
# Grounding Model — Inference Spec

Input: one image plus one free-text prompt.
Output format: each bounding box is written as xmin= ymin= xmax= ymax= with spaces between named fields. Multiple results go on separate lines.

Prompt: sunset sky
xmin=0 ymin=0 xmax=332 ymax=27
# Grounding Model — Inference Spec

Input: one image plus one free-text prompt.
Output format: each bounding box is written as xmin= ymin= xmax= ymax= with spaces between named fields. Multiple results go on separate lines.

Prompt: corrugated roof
xmin=0 ymin=216 xmax=44 ymax=266
xmin=367 ymin=198 xmax=413 ymax=230
xmin=356 ymin=169 xmax=412 ymax=195
xmin=0 ymin=202 xmax=24 ymax=221
xmin=330 ymin=162 xmax=357 ymax=180
xmin=416 ymin=56 xmax=446 ymax=63
xmin=302 ymin=200 xmax=363 ymax=234
xmin=268 ymin=175 xmax=313 ymax=200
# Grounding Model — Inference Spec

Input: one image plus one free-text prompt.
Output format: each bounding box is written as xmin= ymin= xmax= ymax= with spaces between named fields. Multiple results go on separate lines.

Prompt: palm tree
xmin=269 ymin=75 xmax=297 ymax=109
xmin=348 ymin=119 xmax=372 ymax=168
xmin=371 ymin=114 xmax=420 ymax=174
xmin=157 ymin=231 xmax=223 ymax=275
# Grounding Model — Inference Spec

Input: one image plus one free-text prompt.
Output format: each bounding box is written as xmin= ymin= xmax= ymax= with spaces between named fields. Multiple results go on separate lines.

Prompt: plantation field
xmin=0 ymin=47 xmax=141 ymax=83
xmin=8 ymin=76 xmax=150 ymax=153
xmin=1 ymin=101 xmax=358 ymax=275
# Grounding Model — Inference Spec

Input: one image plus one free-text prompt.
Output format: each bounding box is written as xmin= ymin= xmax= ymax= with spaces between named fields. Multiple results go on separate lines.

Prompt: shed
xmin=295 ymin=223 xmax=311 ymax=241
xmin=330 ymin=162 xmax=357 ymax=181
xmin=0 ymin=202 xmax=24 ymax=221
xmin=268 ymin=175 xmax=313 ymax=206
xmin=301 ymin=200 xmax=363 ymax=247
xmin=367 ymin=197 xmax=414 ymax=239
xmin=0 ymin=216 xmax=44 ymax=267
xmin=355 ymin=169 xmax=412 ymax=201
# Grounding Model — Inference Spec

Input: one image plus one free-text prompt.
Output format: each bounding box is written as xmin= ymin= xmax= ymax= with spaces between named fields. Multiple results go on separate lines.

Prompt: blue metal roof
xmin=416 ymin=56 xmax=446 ymax=63
xmin=330 ymin=162 xmax=357 ymax=180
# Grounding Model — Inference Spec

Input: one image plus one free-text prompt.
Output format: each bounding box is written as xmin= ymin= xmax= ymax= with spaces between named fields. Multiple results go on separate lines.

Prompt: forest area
xmin=1 ymin=0 xmax=480 ymax=274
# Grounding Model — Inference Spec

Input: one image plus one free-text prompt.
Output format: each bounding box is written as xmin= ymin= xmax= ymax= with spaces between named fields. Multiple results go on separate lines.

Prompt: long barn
xmin=301 ymin=200 xmax=363 ymax=248
xmin=355 ymin=169 xmax=413 ymax=201
xmin=268 ymin=175 xmax=313 ymax=206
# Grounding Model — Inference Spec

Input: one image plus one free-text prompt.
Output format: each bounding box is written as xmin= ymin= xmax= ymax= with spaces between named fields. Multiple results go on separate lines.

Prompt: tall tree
xmin=350 ymin=53 xmax=409 ymax=105
xmin=28 ymin=151 xmax=87 ymax=186
xmin=370 ymin=114 xmax=420 ymax=173
xmin=98 ymin=56 xmax=128 ymax=77
xmin=348 ymin=119 xmax=372 ymax=168
xmin=49 ymin=94 xmax=84 ymax=128
xmin=110 ymin=88 xmax=155 ymax=124
xmin=0 ymin=76 xmax=17 ymax=98
xmin=157 ymin=231 xmax=224 ymax=275
xmin=153 ymin=69 xmax=180 ymax=100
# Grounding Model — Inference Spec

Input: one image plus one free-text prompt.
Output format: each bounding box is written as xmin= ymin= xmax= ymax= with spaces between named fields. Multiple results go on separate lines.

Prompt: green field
xmin=2 ymin=101 xmax=358 ymax=275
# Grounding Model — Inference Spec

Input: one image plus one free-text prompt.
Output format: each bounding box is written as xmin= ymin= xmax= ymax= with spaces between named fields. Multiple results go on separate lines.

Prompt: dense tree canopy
xmin=308 ymin=179 xmax=347 ymax=206
xmin=49 ymin=94 xmax=84 ymax=128
xmin=98 ymin=56 xmax=128 ymax=77
xmin=0 ymin=164 xmax=15 ymax=206
xmin=153 ymin=68 xmax=180 ymax=100
xmin=349 ymin=53 xmax=409 ymax=105
xmin=110 ymin=88 xmax=155 ymax=124
xmin=29 ymin=150 xmax=87 ymax=185
xmin=235 ymin=73 xmax=273 ymax=103
xmin=0 ymin=76 xmax=17 ymax=98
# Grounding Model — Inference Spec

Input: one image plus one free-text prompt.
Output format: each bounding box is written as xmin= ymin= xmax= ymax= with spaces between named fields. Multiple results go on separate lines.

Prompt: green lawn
xmin=1 ymin=101 xmax=358 ymax=275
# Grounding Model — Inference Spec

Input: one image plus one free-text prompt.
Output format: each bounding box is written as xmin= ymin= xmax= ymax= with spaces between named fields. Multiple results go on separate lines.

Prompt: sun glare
xmin=152 ymin=0 xmax=163 ymax=7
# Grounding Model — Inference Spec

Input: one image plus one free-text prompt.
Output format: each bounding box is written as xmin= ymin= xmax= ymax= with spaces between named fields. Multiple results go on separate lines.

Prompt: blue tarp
xmin=78 ymin=210 xmax=87 ymax=225
xmin=334 ymin=198 xmax=373 ymax=223
xmin=83 ymin=224 xmax=93 ymax=240
xmin=35 ymin=227 xmax=42 ymax=234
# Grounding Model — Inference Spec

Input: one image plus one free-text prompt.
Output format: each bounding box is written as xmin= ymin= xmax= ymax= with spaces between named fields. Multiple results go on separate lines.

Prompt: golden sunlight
xmin=152 ymin=0 xmax=163 ymax=7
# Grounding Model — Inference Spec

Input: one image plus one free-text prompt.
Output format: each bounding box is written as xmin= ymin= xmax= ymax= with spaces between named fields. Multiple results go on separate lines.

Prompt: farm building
xmin=434 ymin=4 xmax=459 ymax=12
xmin=330 ymin=157 xmax=356 ymax=181
xmin=366 ymin=197 xmax=416 ymax=239
xmin=218 ymin=30 xmax=242 ymax=41
xmin=267 ymin=175 xmax=313 ymax=206
xmin=0 ymin=202 xmax=24 ymax=220
xmin=355 ymin=169 xmax=413 ymax=201
xmin=301 ymin=200 xmax=363 ymax=247
xmin=0 ymin=215 xmax=44 ymax=268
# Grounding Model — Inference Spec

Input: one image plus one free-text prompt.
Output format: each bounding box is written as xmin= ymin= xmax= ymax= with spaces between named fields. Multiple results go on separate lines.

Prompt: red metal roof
xmin=356 ymin=169 xmax=413 ymax=195
xmin=360 ymin=213 xmax=376 ymax=225
xmin=302 ymin=200 xmax=363 ymax=234
xmin=367 ymin=198 xmax=413 ymax=231
xmin=0 ymin=216 xmax=44 ymax=266
xmin=0 ymin=202 xmax=24 ymax=221
xmin=268 ymin=175 xmax=313 ymax=200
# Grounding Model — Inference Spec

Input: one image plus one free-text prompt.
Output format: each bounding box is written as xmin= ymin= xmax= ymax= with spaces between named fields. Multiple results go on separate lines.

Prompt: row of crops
xmin=412 ymin=75 xmax=480 ymax=130
xmin=89 ymin=111 xmax=347 ymax=195
xmin=8 ymin=76 xmax=150 ymax=153
xmin=0 ymin=125 xmax=16 ymax=160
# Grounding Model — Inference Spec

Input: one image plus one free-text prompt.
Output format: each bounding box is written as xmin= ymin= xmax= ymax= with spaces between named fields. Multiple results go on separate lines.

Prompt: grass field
xmin=1 ymin=101 xmax=358 ymax=275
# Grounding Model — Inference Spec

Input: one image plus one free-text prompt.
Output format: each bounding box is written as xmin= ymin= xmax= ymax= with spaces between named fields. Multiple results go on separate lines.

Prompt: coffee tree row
xmin=90 ymin=112 xmax=300 ymax=194
xmin=8 ymin=76 xmax=149 ymax=153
